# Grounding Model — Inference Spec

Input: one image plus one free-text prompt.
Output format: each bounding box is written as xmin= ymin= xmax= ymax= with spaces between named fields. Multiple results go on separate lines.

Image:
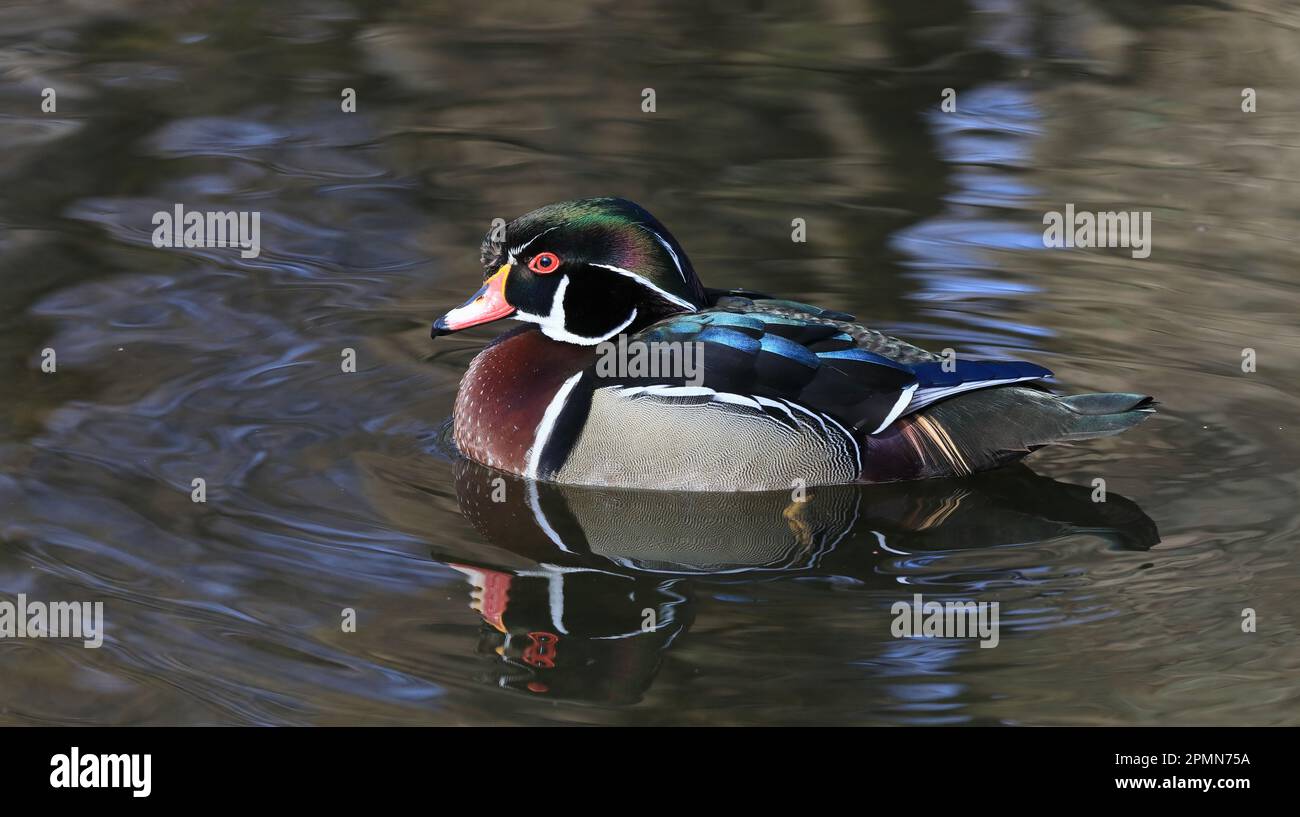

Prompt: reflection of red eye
xmin=528 ymin=252 xmax=560 ymax=274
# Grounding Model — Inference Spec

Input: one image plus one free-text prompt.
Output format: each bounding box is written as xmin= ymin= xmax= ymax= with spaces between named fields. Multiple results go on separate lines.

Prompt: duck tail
xmin=860 ymin=387 xmax=1157 ymax=481
xmin=1053 ymin=393 xmax=1158 ymax=441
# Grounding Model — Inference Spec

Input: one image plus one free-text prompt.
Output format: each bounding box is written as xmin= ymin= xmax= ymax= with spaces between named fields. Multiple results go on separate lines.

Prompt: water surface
xmin=0 ymin=0 xmax=1297 ymax=725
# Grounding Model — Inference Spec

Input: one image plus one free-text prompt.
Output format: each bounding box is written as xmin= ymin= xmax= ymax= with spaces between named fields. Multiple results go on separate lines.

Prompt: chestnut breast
xmin=452 ymin=326 xmax=594 ymax=475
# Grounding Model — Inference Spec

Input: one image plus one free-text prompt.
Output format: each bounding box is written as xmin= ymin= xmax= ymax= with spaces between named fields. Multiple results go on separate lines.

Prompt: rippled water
xmin=1 ymin=0 xmax=1298 ymax=725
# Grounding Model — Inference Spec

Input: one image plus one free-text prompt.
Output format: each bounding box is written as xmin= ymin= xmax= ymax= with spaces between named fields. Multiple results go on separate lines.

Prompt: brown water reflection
xmin=0 ymin=0 xmax=1297 ymax=724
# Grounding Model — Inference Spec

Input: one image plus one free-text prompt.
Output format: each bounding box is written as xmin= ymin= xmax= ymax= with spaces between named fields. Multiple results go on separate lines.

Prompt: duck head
xmin=431 ymin=197 xmax=707 ymax=345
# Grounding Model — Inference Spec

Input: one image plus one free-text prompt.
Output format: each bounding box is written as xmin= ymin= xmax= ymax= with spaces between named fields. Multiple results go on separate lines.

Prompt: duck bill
xmin=431 ymin=264 xmax=516 ymax=337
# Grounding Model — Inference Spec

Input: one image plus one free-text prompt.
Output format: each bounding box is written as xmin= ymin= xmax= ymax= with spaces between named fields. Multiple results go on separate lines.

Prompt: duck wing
xmin=621 ymin=296 xmax=1052 ymax=436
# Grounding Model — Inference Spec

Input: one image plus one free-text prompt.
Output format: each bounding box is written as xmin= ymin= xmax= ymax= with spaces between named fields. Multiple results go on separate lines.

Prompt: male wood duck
xmin=431 ymin=197 xmax=1155 ymax=491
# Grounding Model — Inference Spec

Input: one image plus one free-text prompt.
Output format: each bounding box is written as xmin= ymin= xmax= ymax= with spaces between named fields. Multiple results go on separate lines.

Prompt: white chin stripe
xmin=514 ymin=274 xmax=638 ymax=345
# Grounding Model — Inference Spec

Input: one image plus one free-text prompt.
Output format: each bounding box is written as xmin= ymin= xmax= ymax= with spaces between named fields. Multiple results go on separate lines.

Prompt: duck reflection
xmin=437 ymin=459 xmax=1158 ymax=704
xmin=445 ymin=564 xmax=691 ymax=704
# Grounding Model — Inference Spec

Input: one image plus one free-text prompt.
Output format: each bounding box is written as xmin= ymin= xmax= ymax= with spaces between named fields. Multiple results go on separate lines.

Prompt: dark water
xmin=1 ymin=0 xmax=1297 ymax=724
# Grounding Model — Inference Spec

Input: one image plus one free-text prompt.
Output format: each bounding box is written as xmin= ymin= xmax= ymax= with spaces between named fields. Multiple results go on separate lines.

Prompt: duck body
xmin=435 ymin=198 xmax=1154 ymax=491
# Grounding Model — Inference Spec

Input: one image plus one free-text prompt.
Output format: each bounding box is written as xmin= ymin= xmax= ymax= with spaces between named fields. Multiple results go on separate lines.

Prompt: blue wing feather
xmin=629 ymin=306 xmax=1051 ymax=436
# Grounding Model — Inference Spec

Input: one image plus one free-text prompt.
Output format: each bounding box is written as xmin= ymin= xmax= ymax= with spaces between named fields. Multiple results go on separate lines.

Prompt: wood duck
xmin=431 ymin=197 xmax=1155 ymax=491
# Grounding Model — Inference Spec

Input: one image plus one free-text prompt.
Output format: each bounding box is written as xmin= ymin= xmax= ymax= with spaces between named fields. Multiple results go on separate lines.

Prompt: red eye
xmin=528 ymin=252 xmax=561 ymax=274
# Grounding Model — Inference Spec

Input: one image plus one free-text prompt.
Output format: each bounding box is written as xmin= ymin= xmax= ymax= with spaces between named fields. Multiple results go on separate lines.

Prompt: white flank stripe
xmin=754 ymin=395 xmax=797 ymax=423
xmin=776 ymin=398 xmax=862 ymax=473
xmin=907 ymin=375 xmax=1042 ymax=412
xmin=644 ymin=384 xmax=715 ymax=398
xmin=821 ymin=411 xmax=863 ymax=474
xmin=712 ymin=392 xmax=763 ymax=409
xmin=783 ymin=399 xmax=829 ymax=434
xmin=872 ymin=383 xmax=918 ymax=435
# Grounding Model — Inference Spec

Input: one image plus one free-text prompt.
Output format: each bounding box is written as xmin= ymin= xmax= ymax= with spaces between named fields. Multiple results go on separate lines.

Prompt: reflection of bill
xmin=448 ymin=562 xmax=690 ymax=704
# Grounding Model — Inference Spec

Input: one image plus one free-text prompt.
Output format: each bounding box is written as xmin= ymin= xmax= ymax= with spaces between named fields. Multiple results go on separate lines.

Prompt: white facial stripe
xmin=588 ymin=263 xmax=696 ymax=311
xmin=509 ymin=224 xmax=564 ymax=257
xmin=514 ymin=275 xmax=638 ymax=345
xmin=526 ymin=371 xmax=584 ymax=480
xmin=636 ymin=223 xmax=687 ymax=284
